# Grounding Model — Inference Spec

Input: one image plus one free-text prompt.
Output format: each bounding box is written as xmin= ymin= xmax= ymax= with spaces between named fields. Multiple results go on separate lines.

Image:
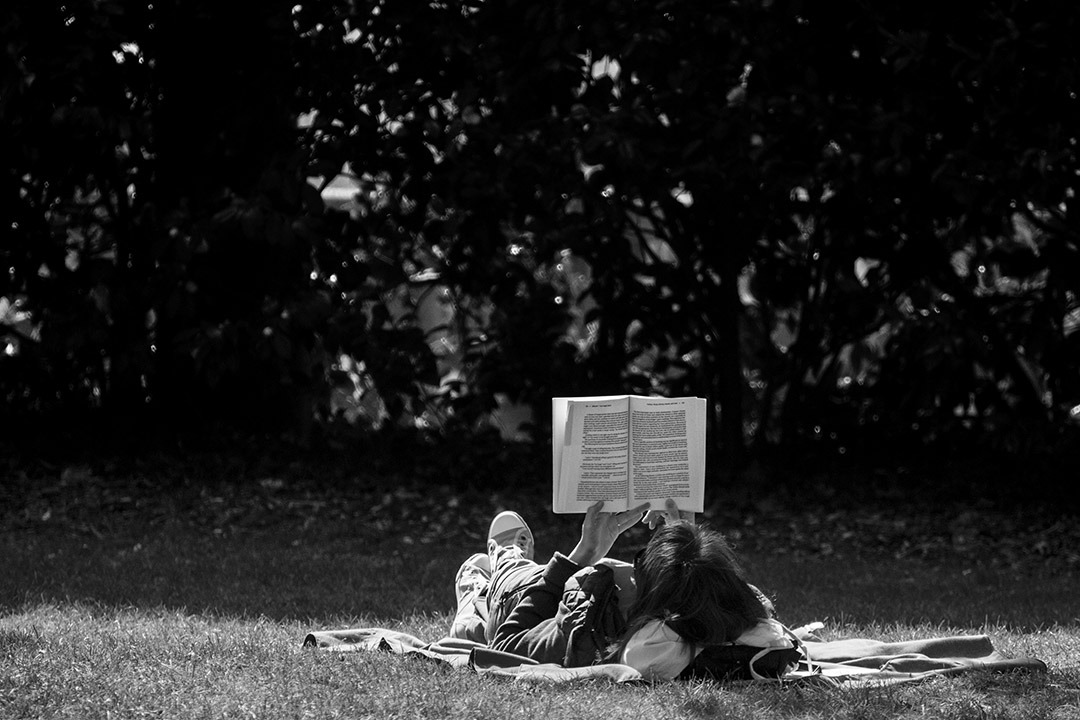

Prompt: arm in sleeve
xmin=487 ymin=552 xmax=582 ymax=662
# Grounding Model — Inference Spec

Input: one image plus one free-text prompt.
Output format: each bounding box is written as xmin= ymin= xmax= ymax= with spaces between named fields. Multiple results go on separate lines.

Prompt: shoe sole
xmin=488 ymin=511 xmax=534 ymax=560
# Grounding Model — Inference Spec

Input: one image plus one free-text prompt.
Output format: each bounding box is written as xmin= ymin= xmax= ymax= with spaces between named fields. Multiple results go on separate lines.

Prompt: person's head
xmin=625 ymin=522 xmax=768 ymax=647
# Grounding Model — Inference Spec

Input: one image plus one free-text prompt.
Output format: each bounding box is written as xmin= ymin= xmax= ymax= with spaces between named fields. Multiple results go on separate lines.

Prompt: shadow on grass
xmin=1 ymin=521 xmax=459 ymax=625
xmin=3 ymin=516 xmax=1077 ymax=635
xmin=745 ymin=553 xmax=1080 ymax=631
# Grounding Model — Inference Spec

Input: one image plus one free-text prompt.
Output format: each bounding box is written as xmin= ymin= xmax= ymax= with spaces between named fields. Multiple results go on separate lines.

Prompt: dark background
xmin=3 ymin=0 xmax=1078 ymax=509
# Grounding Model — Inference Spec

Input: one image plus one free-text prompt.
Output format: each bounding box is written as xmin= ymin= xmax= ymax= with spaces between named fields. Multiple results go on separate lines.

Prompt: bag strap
xmin=748 ymin=625 xmax=816 ymax=681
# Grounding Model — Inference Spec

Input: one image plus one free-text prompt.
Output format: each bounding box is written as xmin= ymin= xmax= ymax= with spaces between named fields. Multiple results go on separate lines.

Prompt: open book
xmin=551 ymin=395 xmax=707 ymax=514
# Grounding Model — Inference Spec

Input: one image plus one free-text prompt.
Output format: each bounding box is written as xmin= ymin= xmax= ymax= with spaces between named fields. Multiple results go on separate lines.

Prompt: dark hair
xmin=622 ymin=522 xmax=768 ymax=649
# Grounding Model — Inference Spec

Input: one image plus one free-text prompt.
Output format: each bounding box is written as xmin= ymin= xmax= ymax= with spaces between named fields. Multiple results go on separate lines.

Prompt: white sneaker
xmin=487 ymin=510 xmax=534 ymax=568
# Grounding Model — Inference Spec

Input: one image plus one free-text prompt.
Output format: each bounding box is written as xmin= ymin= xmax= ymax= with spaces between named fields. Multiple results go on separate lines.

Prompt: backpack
xmin=557 ymin=563 xmax=627 ymax=667
xmin=680 ymin=619 xmax=806 ymax=681
xmin=680 ymin=642 xmax=804 ymax=681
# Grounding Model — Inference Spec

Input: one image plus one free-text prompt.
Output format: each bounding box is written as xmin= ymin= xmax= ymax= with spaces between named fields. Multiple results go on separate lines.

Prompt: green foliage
xmin=2 ymin=0 xmax=347 ymax=434
xmin=746 ymin=2 xmax=1080 ymax=458
xmin=2 ymin=0 xmax=147 ymax=413
xmin=3 ymin=0 xmax=1078 ymax=468
xmin=3 ymin=4 xmax=221 ymax=411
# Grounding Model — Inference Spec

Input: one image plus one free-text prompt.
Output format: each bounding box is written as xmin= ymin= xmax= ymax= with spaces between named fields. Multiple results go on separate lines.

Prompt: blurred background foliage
xmin=2 ymin=0 xmax=1078 ymax=496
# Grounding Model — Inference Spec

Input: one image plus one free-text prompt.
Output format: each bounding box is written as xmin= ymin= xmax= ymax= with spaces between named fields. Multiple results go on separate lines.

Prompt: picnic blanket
xmin=302 ymin=627 xmax=1046 ymax=686
xmin=802 ymin=634 xmax=1047 ymax=685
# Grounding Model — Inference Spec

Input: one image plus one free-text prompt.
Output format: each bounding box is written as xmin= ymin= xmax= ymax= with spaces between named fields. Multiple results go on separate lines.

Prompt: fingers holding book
xmin=568 ymin=500 xmax=650 ymax=566
xmin=643 ymin=498 xmax=696 ymax=530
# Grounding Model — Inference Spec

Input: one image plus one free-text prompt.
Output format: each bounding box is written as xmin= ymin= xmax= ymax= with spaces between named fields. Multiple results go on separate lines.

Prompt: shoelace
xmin=513 ymin=530 xmax=532 ymax=556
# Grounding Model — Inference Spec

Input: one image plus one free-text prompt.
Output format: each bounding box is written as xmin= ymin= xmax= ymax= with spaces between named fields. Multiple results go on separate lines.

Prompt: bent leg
xmin=449 ymin=553 xmax=491 ymax=643
xmin=484 ymin=545 xmax=545 ymax=642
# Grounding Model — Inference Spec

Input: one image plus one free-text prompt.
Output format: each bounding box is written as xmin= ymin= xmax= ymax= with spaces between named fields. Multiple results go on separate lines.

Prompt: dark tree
xmin=4 ymin=0 xmax=1078 ymax=479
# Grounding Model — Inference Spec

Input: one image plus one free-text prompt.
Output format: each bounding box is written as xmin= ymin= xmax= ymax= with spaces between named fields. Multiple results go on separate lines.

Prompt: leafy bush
xmin=3 ymin=0 xmax=1078 ymax=481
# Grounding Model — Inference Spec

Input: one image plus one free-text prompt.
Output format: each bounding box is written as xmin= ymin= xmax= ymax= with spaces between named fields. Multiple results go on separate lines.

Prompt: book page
xmin=551 ymin=397 xmax=571 ymax=510
xmin=553 ymin=396 xmax=631 ymax=513
xmin=627 ymin=396 xmax=706 ymax=512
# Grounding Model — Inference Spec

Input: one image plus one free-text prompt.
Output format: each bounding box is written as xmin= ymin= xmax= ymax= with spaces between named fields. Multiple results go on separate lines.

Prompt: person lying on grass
xmin=450 ymin=500 xmax=800 ymax=681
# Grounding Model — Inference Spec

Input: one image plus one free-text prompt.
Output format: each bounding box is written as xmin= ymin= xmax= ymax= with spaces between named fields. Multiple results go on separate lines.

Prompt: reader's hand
xmin=568 ymin=500 xmax=649 ymax=567
xmin=643 ymin=498 xmax=696 ymax=529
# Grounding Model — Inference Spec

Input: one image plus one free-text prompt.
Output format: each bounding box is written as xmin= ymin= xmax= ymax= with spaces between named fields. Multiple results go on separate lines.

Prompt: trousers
xmin=449 ymin=545 xmax=543 ymax=644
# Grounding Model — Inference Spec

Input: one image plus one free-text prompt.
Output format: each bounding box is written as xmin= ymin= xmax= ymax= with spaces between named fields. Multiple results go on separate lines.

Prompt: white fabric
xmin=733 ymin=618 xmax=796 ymax=649
xmin=619 ymin=619 xmax=699 ymax=681
xmin=621 ymin=617 xmax=809 ymax=682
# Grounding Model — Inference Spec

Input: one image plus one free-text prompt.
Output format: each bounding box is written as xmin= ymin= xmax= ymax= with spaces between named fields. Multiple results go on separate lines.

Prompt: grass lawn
xmin=2 ymin=453 xmax=1079 ymax=719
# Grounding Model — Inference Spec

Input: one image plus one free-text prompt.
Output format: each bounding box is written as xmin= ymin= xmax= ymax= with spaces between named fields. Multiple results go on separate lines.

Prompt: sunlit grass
xmin=2 ymin=514 xmax=1078 ymax=719
xmin=3 ymin=602 xmax=1076 ymax=720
